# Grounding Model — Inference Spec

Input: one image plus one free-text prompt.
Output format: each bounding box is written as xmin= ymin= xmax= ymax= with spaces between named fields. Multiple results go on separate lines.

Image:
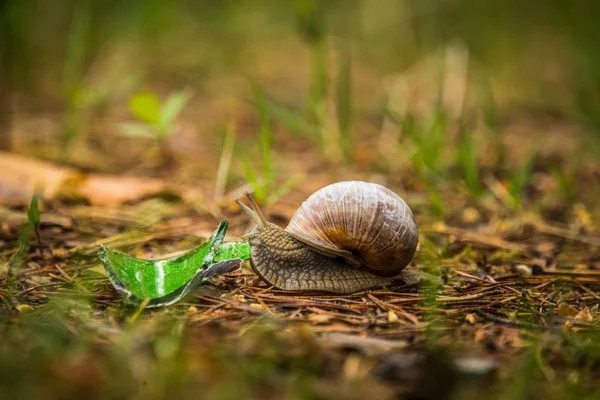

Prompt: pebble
xmin=514 ymin=264 xmax=532 ymax=277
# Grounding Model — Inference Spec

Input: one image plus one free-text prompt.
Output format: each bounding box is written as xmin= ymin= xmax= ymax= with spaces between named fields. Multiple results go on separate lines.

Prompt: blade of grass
xmin=336 ymin=44 xmax=352 ymax=158
xmin=214 ymin=122 xmax=237 ymax=200
xmin=61 ymin=0 xmax=92 ymax=154
xmin=266 ymin=174 xmax=304 ymax=205
xmin=252 ymin=83 xmax=273 ymax=198
xmin=508 ymin=149 xmax=536 ymax=210
xmin=457 ymin=126 xmax=482 ymax=198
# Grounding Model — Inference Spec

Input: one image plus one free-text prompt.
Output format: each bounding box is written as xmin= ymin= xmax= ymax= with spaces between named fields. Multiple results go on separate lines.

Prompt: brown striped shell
xmin=285 ymin=181 xmax=418 ymax=276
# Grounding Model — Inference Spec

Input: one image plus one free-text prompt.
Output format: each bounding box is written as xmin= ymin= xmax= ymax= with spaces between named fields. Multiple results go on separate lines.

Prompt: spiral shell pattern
xmin=285 ymin=181 xmax=418 ymax=276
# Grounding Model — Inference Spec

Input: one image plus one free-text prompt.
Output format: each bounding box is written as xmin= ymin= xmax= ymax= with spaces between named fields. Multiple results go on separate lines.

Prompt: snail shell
xmin=285 ymin=181 xmax=418 ymax=276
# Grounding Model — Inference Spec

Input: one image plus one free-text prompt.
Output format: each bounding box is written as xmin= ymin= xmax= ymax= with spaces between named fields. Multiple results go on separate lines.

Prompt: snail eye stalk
xmin=235 ymin=193 xmax=266 ymax=230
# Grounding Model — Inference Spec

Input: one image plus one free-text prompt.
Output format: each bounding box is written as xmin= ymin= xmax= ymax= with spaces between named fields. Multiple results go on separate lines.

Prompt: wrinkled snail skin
xmin=246 ymin=222 xmax=393 ymax=294
xmin=236 ymin=181 xmax=418 ymax=294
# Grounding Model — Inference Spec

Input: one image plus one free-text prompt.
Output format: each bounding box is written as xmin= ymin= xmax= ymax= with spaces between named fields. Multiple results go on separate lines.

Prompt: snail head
xmin=235 ymin=192 xmax=268 ymax=240
xmin=236 ymin=192 xmax=309 ymax=273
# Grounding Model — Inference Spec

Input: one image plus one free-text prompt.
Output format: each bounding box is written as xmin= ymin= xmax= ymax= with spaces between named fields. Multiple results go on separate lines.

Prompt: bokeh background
xmin=2 ymin=0 xmax=600 ymax=182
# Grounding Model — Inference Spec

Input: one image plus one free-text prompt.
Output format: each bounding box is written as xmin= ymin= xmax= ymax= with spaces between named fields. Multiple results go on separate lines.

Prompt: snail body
xmin=236 ymin=181 xmax=418 ymax=294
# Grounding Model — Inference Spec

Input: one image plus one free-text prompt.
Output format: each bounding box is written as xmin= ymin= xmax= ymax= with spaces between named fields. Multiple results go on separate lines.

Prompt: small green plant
xmin=507 ymin=150 xmax=536 ymax=210
xmin=61 ymin=0 xmax=92 ymax=155
xmin=27 ymin=193 xmax=42 ymax=251
xmin=457 ymin=126 xmax=483 ymax=198
xmin=396 ymin=110 xmax=448 ymax=180
xmin=243 ymin=84 xmax=274 ymax=204
xmin=476 ymin=68 xmax=505 ymax=171
xmin=264 ymin=100 xmax=316 ymax=138
xmin=119 ymin=88 xmax=193 ymax=162
xmin=335 ymin=45 xmax=353 ymax=158
xmin=550 ymin=158 xmax=581 ymax=204
xmin=7 ymin=193 xmax=41 ymax=289
xmin=426 ymin=179 xmax=445 ymax=218
xmin=242 ymin=84 xmax=302 ymax=205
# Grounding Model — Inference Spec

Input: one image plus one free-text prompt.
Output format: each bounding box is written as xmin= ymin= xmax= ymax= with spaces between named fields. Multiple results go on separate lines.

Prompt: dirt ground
xmin=1 ymin=98 xmax=600 ymax=399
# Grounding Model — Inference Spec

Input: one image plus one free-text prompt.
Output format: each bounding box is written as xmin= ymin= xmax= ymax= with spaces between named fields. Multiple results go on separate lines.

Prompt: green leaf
xmin=266 ymin=100 xmax=315 ymax=137
xmin=267 ymin=174 xmax=303 ymax=205
xmin=8 ymin=222 xmax=32 ymax=282
xmin=117 ymin=122 xmax=156 ymax=138
xmin=160 ymin=88 xmax=193 ymax=129
xmin=27 ymin=194 xmax=40 ymax=233
xmin=129 ymin=92 xmax=161 ymax=125
xmin=242 ymin=157 xmax=265 ymax=203
xmin=98 ymin=221 xmax=250 ymax=307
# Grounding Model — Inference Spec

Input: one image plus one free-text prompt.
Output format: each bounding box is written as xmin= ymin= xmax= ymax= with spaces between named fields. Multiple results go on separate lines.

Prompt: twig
xmin=475 ymin=310 xmax=544 ymax=330
xmin=421 ymin=225 xmax=526 ymax=251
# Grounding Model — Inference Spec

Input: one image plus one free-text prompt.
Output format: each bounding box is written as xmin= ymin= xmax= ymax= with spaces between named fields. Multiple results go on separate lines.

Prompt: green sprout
xmin=119 ymin=88 xmax=194 ymax=163
xmin=7 ymin=193 xmax=41 ymax=290
xmin=457 ymin=127 xmax=483 ymax=198
xmin=507 ymin=150 xmax=536 ymax=211
xmin=242 ymin=84 xmax=303 ymax=205
xmin=27 ymin=193 xmax=42 ymax=252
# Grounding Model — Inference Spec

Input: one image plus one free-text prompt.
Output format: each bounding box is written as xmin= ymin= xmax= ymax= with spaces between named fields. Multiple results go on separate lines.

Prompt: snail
xmin=235 ymin=181 xmax=419 ymax=294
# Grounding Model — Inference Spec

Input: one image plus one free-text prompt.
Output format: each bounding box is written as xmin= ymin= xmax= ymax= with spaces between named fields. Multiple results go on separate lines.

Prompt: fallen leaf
xmin=0 ymin=151 xmax=186 ymax=206
xmin=557 ymin=303 xmax=578 ymax=318
xmin=465 ymin=314 xmax=476 ymax=324
xmin=573 ymin=203 xmax=594 ymax=232
xmin=454 ymin=357 xmax=497 ymax=376
xmin=474 ymin=329 xmax=486 ymax=342
xmin=462 ymin=207 xmax=481 ymax=224
xmin=0 ymin=152 xmax=73 ymax=205
xmin=16 ymin=304 xmax=34 ymax=313
xmin=574 ymin=307 xmax=593 ymax=322
xmin=320 ymin=333 xmax=408 ymax=356
xmin=309 ymin=314 xmax=334 ymax=324
xmin=388 ymin=310 xmax=399 ymax=323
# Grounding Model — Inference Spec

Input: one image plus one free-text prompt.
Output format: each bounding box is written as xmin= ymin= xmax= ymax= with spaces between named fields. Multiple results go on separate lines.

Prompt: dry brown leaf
xmin=387 ymin=310 xmax=399 ymax=324
xmin=16 ymin=304 xmax=34 ymax=313
xmin=0 ymin=152 xmax=74 ymax=205
xmin=465 ymin=314 xmax=476 ymax=324
xmin=320 ymin=332 xmax=408 ymax=356
xmin=309 ymin=314 xmax=334 ymax=324
xmin=574 ymin=307 xmax=593 ymax=322
xmin=0 ymin=151 xmax=183 ymax=206
xmin=474 ymin=329 xmax=486 ymax=342
xmin=557 ymin=303 xmax=579 ymax=318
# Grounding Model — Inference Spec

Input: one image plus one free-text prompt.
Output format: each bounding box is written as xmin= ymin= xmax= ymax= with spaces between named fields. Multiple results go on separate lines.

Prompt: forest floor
xmin=1 ymin=100 xmax=600 ymax=400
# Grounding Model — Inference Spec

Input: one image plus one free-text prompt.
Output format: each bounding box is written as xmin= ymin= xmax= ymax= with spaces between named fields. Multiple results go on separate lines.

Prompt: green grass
xmin=457 ymin=125 xmax=483 ymax=198
xmin=7 ymin=193 xmax=41 ymax=288
xmin=335 ymin=44 xmax=353 ymax=158
xmin=242 ymin=83 xmax=274 ymax=204
xmin=241 ymin=84 xmax=303 ymax=205
xmin=506 ymin=149 xmax=536 ymax=211
xmin=118 ymin=88 xmax=193 ymax=164
xmin=61 ymin=0 xmax=93 ymax=155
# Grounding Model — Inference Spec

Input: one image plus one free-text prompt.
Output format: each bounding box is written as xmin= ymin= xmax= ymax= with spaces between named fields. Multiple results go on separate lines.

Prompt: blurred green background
xmin=2 ymin=0 xmax=600 ymax=149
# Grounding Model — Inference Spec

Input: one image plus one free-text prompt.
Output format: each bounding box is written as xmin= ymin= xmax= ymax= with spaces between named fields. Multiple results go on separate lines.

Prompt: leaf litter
xmin=1 ymin=140 xmax=600 ymax=399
